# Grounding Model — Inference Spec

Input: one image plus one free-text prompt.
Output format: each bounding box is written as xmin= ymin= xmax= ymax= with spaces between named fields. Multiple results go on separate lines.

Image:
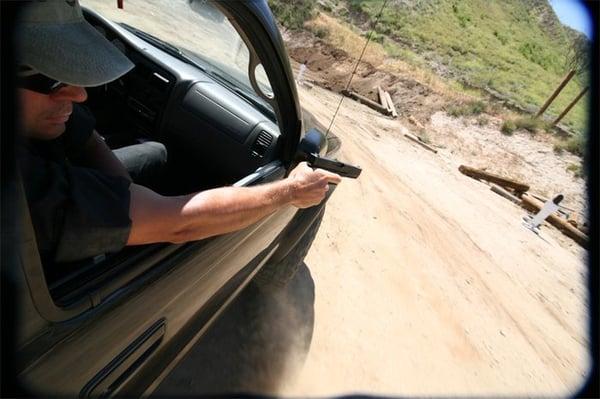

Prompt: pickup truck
xmin=1 ymin=0 xmax=354 ymax=396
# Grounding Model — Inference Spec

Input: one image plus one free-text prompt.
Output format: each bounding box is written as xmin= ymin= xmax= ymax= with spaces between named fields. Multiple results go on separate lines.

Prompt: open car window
xmin=81 ymin=0 xmax=275 ymax=110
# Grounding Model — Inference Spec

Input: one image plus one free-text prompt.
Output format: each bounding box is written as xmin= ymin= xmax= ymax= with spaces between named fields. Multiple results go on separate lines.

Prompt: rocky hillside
xmin=332 ymin=0 xmax=590 ymax=135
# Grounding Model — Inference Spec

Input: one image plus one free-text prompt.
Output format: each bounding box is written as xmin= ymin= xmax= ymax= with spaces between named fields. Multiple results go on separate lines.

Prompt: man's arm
xmin=126 ymin=162 xmax=341 ymax=245
xmin=74 ymin=130 xmax=132 ymax=182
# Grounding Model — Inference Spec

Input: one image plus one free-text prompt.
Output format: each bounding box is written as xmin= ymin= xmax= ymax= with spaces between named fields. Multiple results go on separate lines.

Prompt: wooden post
xmin=377 ymin=86 xmax=388 ymax=108
xmin=458 ymin=165 xmax=530 ymax=193
xmin=536 ymin=70 xmax=575 ymax=118
xmin=404 ymin=133 xmax=438 ymax=153
xmin=552 ymin=86 xmax=589 ymax=126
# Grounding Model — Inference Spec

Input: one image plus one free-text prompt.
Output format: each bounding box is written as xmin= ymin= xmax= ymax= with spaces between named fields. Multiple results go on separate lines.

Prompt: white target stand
xmin=523 ymin=194 xmax=564 ymax=234
xmin=296 ymin=62 xmax=307 ymax=86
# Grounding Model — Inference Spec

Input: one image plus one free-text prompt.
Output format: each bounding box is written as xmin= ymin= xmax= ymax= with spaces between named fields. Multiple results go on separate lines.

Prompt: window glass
xmin=81 ymin=0 xmax=274 ymax=111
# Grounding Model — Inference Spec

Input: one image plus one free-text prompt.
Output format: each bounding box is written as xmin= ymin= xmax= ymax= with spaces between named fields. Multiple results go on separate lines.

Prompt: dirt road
xmin=280 ymin=85 xmax=589 ymax=396
xmin=157 ymin=84 xmax=589 ymax=397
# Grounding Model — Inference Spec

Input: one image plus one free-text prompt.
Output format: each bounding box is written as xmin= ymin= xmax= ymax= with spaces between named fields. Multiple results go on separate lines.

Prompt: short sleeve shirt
xmin=18 ymin=105 xmax=132 ymax=263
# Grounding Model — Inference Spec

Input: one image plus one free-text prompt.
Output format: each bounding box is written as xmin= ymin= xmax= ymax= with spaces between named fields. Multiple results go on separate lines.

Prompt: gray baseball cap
xmin=17 ymin=0 xmax=134 ymax=86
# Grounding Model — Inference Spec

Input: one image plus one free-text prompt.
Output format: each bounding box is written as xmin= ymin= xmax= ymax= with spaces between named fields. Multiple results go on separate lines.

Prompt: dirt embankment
xmin=284 ymin=30 xmax=449 ymax=123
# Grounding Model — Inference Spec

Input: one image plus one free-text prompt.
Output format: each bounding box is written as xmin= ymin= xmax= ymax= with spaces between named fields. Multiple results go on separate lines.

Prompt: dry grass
xmin=304 ymin=13 xmax=386 ymax=67
xmin=382 ymin=58 xmax=472 ymax=103
xmin=566 ymin=163 xmax=584 ymax=178
xmin=553 ymin=135 xmax=585 ymax=157
xmin=305 ymin=12 xmax=474 ymax=104
xmin=447 ymin=100 xmax=486 ymax=117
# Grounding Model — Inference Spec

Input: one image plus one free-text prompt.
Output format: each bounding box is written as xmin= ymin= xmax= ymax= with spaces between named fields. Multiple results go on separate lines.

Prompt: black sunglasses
xmin=17 ymin=73 xmax=68 ymax=95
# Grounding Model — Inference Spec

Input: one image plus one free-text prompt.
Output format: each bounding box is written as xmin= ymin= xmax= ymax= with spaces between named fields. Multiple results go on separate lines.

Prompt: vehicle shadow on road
xmin=154 ymin=262 xmax=316 ymax=396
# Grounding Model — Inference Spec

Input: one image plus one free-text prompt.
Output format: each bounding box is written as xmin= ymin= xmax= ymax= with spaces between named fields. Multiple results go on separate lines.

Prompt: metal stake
xmin=552 ymin=86 xmax=589 ymax=126
xmin=536 ymin=70 xmax=575 ymax=118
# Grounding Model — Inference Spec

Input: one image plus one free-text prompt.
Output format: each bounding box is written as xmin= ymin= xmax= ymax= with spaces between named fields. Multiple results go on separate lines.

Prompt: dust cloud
xmin=154 ymin=264 xmax=317 ymax=396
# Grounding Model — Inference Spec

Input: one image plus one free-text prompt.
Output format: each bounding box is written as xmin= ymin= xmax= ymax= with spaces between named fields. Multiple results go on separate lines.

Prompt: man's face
xmin=18 ymin=85 xmax=88 ymax=140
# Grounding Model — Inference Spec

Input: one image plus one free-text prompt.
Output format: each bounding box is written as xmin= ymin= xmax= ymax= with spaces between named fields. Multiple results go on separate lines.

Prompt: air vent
xmin=251 ymin=131 xmax=273 ymax=158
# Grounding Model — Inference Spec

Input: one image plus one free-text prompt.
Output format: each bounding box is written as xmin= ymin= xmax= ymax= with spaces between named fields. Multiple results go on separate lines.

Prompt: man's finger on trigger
xmin=318 ymin=169 xmax=341 ymax=184
xmin=330 ymin=174 xmax=342 ymax=184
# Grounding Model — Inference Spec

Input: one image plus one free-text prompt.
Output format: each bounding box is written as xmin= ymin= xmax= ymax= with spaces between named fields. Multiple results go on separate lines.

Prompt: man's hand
xmin=287 ymin=162 xmax=342 ymax=208
xmin=127 ymin=162 xmax=341 ymax=246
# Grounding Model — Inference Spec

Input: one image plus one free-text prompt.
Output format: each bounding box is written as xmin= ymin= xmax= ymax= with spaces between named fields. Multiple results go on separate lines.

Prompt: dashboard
xmin=83 ymin=8 xmax=281 ymax=190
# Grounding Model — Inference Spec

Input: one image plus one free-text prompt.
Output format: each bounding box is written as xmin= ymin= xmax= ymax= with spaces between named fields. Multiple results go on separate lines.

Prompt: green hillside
xmin=337 ymin=0 xmax=590 ymax=137
xmin=269 ymin=0 xmax=590 ymax=145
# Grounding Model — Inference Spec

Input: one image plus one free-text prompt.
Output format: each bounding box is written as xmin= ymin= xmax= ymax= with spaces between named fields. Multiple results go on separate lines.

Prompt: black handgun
xmin=302 ymin=152 xmax=362 ymax=178
xmin=296 ymin=128 xmax=362 ymax=179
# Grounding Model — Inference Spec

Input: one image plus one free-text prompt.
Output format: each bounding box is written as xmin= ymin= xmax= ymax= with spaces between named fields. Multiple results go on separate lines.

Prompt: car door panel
xmin=21 ymin=200 xmax=297 ymax=395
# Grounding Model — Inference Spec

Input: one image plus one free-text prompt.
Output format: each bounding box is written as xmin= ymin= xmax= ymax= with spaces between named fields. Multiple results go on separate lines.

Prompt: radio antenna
xmin=325 ymin=0 xmax=389 ymax=137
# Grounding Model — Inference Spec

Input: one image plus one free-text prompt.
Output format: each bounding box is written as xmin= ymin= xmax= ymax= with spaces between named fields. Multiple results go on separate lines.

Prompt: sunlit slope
xmin=339 ymin=0 xmax=589 ymax=135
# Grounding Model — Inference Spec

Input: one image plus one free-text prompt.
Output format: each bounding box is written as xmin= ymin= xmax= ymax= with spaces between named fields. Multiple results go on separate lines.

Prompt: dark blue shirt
xmin=18 ymin=105 xmax=132 ymax=263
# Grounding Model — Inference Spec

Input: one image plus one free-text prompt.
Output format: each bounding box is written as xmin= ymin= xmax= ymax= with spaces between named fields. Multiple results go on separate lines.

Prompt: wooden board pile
xmin=377 ymin=86 xmax=397 ymax=118
xmin=343 ymin=87 xmax=442 ymax=154
xmin=458 ymin=165 xmax=588 ymax=249
xmin=341 ymin=86 xmax=398 ymax=118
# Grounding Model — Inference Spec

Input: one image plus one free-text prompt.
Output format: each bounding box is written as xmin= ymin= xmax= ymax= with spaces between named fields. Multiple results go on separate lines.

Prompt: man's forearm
xmin=174 ymin=180 xmax=294 ymax=241
xmin=126 ymin=179 xmax=295 ymax=245
xmin=126 ymin=162 xmax=340 ymax=246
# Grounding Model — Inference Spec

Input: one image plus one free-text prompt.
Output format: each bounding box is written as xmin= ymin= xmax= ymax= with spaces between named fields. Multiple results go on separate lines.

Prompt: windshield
xmin=81 ymin=0 xmax=274 ymax=112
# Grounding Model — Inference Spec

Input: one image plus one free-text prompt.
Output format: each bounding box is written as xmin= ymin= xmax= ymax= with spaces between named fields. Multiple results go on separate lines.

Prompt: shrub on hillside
xmin=312 ymin=25 xmax=330 ymax=38
xmin=476 ymin=116 xmax=489 ymax=126
xmin=447 ymin=100 xmax=486 ymax=117
xmin=268 ymin=0 xmax=317 ymax=30
xmin=518 ymin=41 xmax=558 ymax=72
xmin=513 ymin=117 xmax=549 ymax=134
xmin=566 ymin=163 xmax=584 ymax=179
xmin=553 ymin=135 xmax=585 ymax=157
xmin=501 ymin=120 xmax=516 ymax=135
xmin=501 ymin=117 xmax=550 ymax=135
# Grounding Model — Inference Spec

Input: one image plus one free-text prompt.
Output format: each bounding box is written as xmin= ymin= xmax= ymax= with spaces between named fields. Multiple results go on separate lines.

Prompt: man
xmin=16 ymin=0 xmax=341 ymax=264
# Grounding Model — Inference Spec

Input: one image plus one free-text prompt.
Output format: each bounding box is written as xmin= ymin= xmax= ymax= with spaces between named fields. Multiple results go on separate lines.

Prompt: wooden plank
xmin=458 ymin=165 xmax=529 ymax=194
xmin=377 ymin=86 xmax=388 ymax=108
xmin=342 ymin=89 xmax=391 ymax=115
xmin=384 ymin=91 xmax=398 ymax=118
xmin=521 ymin=193 xmax=588 ymax=249
xmin=490 ymin=184 xmax=522 ymax=205
xmin=404 ymin=133 xmax=438 ymax=154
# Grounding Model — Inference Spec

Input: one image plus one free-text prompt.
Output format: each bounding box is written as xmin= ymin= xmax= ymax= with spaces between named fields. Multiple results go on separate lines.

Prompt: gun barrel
xmin=310 ymin=156 xmax=362 ymax=178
